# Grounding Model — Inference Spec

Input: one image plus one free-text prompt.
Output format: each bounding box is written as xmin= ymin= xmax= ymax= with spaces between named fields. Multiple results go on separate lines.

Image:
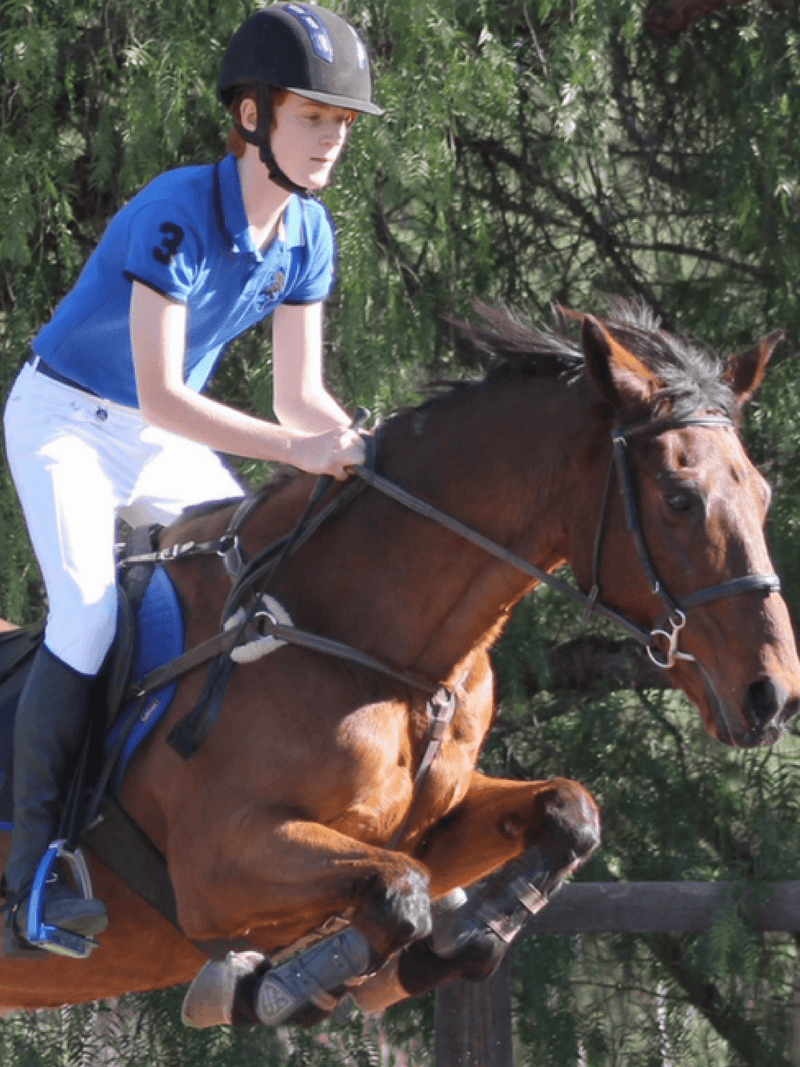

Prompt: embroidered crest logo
xmin=255 ymin=271 xmax=286 ymax=313
xmin=285 ymin=4 xmax=334 ymax=63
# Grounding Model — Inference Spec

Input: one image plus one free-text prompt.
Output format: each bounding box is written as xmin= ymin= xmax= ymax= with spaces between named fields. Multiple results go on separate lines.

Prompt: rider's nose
xmin=322 ymin=121 xmax=347 ymax=148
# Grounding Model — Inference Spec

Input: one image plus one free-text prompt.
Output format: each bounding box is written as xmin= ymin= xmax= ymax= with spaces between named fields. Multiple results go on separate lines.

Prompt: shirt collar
xmin=215 ymin=154 xmax=306 ymax=260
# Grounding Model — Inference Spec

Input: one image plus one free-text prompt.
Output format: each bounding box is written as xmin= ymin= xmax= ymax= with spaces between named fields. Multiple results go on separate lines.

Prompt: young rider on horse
xmin=1 ymin=3 xmax=382 ymax=958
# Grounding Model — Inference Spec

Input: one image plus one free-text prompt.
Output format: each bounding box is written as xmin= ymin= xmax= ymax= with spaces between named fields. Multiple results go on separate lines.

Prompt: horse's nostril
xmin=744 ymin=678 xmax=784 ymax=727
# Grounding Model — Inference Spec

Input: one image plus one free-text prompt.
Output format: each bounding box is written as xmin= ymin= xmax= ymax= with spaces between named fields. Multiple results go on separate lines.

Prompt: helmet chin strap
xmin=235 ymin=84 xmax=312 ymax=198
xmin=259 ymin=144 xmax=310 ymax=197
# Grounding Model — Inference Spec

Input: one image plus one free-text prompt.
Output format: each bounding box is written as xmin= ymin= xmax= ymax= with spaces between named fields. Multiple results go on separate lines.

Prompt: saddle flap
xmin=106 ymin=524 xmax=160 ymax=727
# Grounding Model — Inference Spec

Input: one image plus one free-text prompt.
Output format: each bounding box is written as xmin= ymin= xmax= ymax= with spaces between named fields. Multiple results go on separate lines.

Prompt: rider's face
xmin=270 ymin=92 xmax=356 ymax=191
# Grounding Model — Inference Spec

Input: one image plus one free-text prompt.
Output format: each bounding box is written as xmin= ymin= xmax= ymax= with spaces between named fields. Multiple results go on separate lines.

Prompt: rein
xmin=121 ymin=434 xmax=460 ymax=847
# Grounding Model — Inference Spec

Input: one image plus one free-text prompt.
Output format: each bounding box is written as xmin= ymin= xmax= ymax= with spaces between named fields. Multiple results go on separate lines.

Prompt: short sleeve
xmin=282 ymin=199 xmax=337 ymax=305
xmin=122 ymin=203 xmax=202 ymax=303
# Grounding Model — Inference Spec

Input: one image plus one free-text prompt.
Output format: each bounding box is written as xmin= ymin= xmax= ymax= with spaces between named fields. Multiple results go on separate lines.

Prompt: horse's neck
xmin=254 ymin=382 xmax=604 ymax=682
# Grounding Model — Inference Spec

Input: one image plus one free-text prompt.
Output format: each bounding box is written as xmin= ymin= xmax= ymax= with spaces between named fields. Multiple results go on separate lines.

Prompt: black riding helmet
xmin=219 ymin=3 xmax=383 ymax=195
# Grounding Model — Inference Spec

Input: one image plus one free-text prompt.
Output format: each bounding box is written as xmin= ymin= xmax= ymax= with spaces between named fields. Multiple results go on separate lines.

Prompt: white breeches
xmin=4 ymin=360 xmax=244 ymax=675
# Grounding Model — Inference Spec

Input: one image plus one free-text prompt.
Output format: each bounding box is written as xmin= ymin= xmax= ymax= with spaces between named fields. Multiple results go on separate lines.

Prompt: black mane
xmin=451 ymin=299 xmax=736 ymax=419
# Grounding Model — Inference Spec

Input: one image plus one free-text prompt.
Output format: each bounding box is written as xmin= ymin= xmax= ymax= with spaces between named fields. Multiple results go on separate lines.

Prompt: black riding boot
xmin=2 ymin=644 xmax=107 ymax=958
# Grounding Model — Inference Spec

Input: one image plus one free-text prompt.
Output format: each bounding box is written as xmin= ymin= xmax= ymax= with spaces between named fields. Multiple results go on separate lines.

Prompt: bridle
xmin=354 ymin=411 xmax=781 ymax=671
xmin=586 ymin=412 xmax=780 ymax=668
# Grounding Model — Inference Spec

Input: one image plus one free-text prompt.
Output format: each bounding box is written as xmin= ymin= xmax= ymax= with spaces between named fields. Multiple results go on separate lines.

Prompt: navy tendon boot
xmin=2 ymin=644 xmax=107 ymax=958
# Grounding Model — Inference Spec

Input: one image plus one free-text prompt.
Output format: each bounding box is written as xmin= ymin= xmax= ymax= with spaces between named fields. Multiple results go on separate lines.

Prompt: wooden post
xmin=434 ymin=953 xmax=513 ymax=1067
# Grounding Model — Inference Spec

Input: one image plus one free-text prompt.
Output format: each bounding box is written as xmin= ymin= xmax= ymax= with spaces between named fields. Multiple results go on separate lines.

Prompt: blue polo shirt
xmin=32 ymin=153 xmax=336 ymax=407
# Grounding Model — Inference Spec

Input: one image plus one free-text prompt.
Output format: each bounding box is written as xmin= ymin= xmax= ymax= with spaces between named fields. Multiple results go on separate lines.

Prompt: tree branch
xmin=645 ymin=0 xmax=750 ymax=36
xmin=647 ymin=932 xmax=793 ymax=1066
xmin=459 ymin=135 xmax=667 ymax=316
xmin=512 ymin=634 xmax=667 ymax=699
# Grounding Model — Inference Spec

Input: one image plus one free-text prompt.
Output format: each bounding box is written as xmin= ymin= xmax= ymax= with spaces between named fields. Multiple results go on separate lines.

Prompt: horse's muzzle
xmin=740 ymin=678 xmax=797 ymax=747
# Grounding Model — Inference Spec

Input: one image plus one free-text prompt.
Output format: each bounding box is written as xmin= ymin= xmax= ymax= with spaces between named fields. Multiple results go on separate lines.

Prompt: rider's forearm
xmin=131 ymin=282 xmax=304 ymax=463
xmin=271 ymin=301 xmax=351 ymax=433
xmin=139 ymin=383 xmax=303 ymax=464
xmin=129 ymin=283 xmax=359 ymax=473
xmin=273 ymin=386 xmax=351 ymax=434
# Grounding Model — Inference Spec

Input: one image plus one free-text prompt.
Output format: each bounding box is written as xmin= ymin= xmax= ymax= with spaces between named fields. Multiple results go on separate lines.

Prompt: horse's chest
xmin=325 ymin=703 xmax=479 ymax=841
xmin=328 ymin=705 xmax=412 ymax=800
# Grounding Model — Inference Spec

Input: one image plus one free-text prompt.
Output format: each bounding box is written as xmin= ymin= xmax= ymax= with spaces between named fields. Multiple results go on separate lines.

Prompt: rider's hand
xmin=290 ymin=426 xmax=367 ymax=480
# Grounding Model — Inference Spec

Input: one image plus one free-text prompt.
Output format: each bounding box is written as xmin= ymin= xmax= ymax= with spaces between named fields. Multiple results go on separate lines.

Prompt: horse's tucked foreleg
xmin=182 ymin=775 xmax=600 ymax=1028
xmin=353 ymin=774 xmax=601 ymax=1012
xmin=178 ymin=810 xmax=433 ymax=1030
xmin=170 ymin=808 xmax=432 ymax=959
xmin=403 ymin=842 xmax=579 ymax=991
xmin=248 ymin=840 xmax=560 ymax=1029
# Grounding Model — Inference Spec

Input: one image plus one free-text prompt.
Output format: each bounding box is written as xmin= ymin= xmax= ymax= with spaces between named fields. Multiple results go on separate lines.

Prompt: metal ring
xmin=646 ymin=629 xmax=678 ymax=669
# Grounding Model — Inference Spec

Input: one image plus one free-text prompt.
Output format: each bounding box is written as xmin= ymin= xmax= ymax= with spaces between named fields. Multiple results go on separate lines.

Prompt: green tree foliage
xmin=3 ymin=0 xmax=800 ymax=1063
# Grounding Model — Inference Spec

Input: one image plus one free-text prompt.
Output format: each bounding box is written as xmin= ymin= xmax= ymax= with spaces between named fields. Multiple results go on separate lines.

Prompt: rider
xmin=1 ymin=3 xmax=382 ymax=958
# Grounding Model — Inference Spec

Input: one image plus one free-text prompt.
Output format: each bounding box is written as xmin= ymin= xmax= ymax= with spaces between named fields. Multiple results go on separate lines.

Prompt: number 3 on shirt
xmin=152 ymin=222 xmax=185 ymax=266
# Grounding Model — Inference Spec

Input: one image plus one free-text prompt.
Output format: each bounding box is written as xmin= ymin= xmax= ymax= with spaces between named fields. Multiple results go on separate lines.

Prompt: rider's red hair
xmin=226 ymin=87 xmax=289 ymax=158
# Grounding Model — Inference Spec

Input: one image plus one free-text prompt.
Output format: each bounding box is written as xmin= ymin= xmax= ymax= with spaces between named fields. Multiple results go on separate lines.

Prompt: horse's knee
xmin=354 ymin=864 xmax=432 ymax=957
xmin=530 ymin=777 xmax=601 ymax=868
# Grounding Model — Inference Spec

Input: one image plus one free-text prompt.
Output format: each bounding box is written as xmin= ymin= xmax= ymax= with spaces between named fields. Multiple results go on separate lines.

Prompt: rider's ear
xmin=581 ymin=314 xmax=660 ymax=411
xmin=239 ymin=96 xmax=259 ymax=134
xmin=722 ymin=331 xmax=784 ymax=410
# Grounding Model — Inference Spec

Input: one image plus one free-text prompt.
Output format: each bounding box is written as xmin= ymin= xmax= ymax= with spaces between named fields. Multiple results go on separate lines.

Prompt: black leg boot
xmin=2 ymin=644 xmax=107 ymax=958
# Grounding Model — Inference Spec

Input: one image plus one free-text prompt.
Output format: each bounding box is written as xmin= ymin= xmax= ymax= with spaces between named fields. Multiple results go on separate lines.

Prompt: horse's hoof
xmin=182 ymin=950 xmax=268 ymax=1028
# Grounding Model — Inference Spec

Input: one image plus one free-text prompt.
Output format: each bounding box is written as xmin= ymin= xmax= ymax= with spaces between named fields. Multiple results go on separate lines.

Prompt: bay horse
xmin=0 ymin=303 xmax=797 ymax=1026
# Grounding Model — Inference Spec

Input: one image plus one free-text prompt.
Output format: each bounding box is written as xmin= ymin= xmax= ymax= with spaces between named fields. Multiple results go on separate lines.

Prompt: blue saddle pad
xmin=105 ymin=565 xmax=185 ymax=795
xmin=0 ymin=565 xmax=185 ymax=829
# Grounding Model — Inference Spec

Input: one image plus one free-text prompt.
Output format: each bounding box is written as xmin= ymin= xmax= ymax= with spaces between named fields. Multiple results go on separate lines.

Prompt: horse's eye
xmin=667 ymin=491 xmax=693 ymax=512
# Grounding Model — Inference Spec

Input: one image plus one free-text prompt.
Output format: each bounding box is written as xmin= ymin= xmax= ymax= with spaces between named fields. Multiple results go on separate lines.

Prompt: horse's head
xmin=574 ymin=308 xmax=800 ymax=747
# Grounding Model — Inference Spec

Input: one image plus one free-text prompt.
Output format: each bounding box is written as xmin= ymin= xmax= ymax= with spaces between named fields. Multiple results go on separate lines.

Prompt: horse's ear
xmin=581 ymin=314 xmax=660 ymax=410
xmin=721 ymin=331 xmax=784 ymax=409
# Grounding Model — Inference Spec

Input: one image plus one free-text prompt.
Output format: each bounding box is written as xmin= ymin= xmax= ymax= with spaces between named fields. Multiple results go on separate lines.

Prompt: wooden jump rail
xmin=523 ymin=879 xmax=800 ymax=934
xmin=433 ymin=880 xmax=800 ymax=1066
